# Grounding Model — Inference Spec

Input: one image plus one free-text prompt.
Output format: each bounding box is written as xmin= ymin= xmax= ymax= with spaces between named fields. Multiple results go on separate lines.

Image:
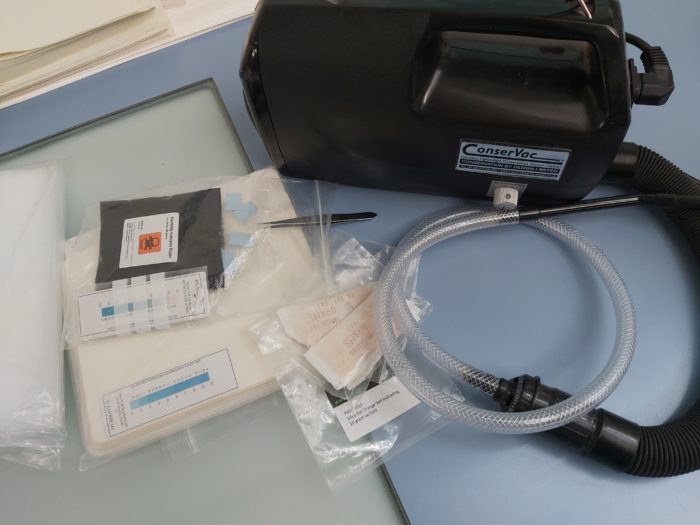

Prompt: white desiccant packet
xmin=304 ymin=294 xmax=381 ymax=391
xmin=276 ymin=283 xmax=372 ymax=346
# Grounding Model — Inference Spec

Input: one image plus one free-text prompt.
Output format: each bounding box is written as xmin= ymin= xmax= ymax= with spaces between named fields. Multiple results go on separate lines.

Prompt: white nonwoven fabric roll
xmin=0 ymin=163 xmax=65 ymax=469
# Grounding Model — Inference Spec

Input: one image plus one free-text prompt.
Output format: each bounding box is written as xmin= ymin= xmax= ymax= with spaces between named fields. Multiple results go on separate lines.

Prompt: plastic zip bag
xmin=63 ymin=168 xmax=336 ymax=467
xmin=251 ymin=231 xmax=460 ymax=491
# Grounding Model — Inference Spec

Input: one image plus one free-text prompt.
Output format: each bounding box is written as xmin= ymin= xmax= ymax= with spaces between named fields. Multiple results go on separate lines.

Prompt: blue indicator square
xmin=228 ymin=231 xmax=253 ymax=247
xmin=233 ymin=201 xmax=258 ymax=224
xmin=222 ymin=248 xmax=237 ymax=269
xmin=223 ymin=192 xmax=246 ymax=211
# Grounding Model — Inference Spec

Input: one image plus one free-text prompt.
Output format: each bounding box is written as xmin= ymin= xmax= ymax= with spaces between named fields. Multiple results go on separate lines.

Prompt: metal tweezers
xmin=260 ymin=212 xmax=377 ymax=228
xmin=577 ymin=0 xmax=593 ymax=19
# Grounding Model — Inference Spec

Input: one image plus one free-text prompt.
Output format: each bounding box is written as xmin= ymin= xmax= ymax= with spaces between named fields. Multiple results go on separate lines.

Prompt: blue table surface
xmin=332 ymin=1 xmax=700 ymax=523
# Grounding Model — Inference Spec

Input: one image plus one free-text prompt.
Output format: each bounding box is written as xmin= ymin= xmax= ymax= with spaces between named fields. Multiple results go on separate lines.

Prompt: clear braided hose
xmin=375 ymin=208 xmax=637 ymax=434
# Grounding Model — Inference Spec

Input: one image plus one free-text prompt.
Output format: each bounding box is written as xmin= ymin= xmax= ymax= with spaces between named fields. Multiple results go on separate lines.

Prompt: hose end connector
xmin=494 ymin=375 xmax=641 ymax=472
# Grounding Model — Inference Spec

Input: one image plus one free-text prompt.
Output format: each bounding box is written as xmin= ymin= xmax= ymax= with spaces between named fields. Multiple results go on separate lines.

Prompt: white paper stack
xmin=0 ymin=0 xmax=170 ymax=100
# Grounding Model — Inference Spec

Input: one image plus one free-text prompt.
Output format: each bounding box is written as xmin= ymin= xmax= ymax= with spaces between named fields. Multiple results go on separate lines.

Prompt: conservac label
xmin=456 ymin=141 xmax=570 ymax=181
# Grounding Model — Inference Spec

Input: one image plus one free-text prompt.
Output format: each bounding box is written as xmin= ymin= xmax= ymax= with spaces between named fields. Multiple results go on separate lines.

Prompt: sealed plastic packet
xmin=0 ymin=163 xmax=66 ymax=470
xmin=251 ymin=232 xmax=459 ymax=491
xmin=63 ymin=167 xmax=334 ymax=467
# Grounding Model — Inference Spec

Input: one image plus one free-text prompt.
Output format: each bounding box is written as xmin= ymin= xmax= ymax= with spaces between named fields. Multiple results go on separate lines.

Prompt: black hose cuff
xmin=495 ymin=376 xmax=641 ymax=472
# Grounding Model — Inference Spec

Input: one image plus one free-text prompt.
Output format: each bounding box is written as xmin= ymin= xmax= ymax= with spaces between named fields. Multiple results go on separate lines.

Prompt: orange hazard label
xmin=138 ymin=232 xmax=162 ymax=254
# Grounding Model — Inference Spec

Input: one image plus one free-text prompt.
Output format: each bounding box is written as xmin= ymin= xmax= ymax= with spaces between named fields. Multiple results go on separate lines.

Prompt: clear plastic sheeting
xmin=0 ymin=163 xmax=66 ymax=470
xmin=63 ymin=168 xmax=337 ymax=467
xmin=376 ymin=207 xmax=637 ymax=434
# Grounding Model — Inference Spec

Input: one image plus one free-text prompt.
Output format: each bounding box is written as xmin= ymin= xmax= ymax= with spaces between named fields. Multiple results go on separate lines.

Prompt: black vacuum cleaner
xmin=241 ymin=0 xmax=700 ymax=478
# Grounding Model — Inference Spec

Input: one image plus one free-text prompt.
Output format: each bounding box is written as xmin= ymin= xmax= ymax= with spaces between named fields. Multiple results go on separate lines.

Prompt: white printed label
xmin=333 ymin=376 xmax=420 ymax=442
xmin=457 ymin=141 xmax=570 ymax=181
xmin=102 ymin=349 xmax=237 ymax=439
xmin=119 ymin=212 xmax=179 ymax=268
xmin=77 ymin=271 xmax=209 ymax=340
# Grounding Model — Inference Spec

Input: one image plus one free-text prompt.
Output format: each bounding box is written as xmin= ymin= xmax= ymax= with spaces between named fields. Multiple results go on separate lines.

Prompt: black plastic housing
xmin=241 ymin=0 xmax=633 ymax=202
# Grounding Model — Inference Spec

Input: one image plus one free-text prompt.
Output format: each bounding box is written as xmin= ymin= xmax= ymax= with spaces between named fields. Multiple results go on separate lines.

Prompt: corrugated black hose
xmin=494 ymin=144 xmax=700 ymax=477
xmin=627 ymin=145 xmax=700 ymax=477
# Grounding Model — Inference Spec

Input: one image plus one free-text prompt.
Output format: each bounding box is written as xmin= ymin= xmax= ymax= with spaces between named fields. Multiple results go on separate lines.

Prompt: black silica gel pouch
xmin=95 ymin=189 xmax=224 ymax=288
